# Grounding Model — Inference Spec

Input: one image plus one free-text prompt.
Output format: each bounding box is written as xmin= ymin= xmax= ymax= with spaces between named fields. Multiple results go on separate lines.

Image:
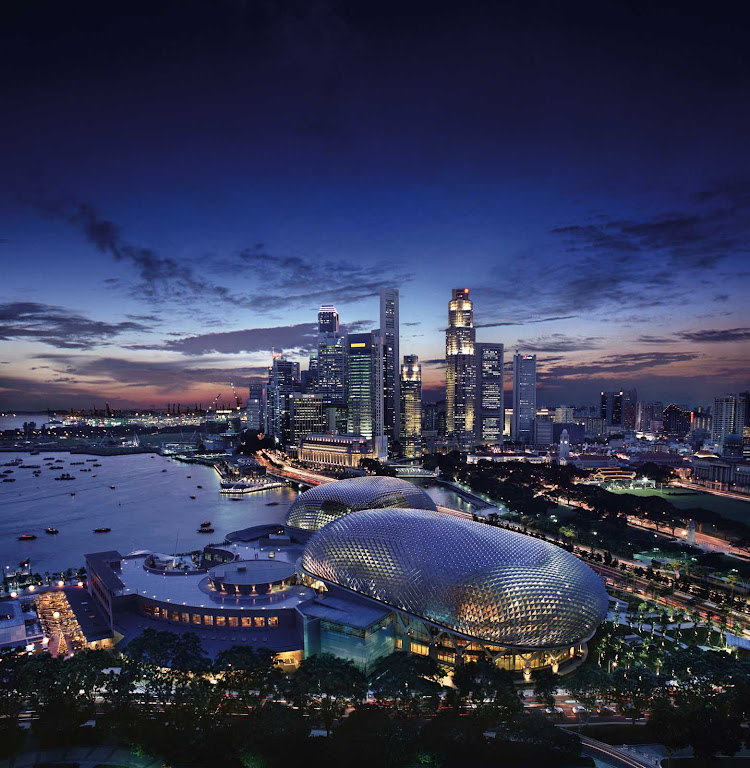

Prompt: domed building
xmin=301 ymin=508 xmax=609 ymax=675
xmin=285 ymin=475 xmax=437 ymax=531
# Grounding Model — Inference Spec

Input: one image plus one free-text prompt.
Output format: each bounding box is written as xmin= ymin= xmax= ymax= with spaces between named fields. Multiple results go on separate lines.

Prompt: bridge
xmin=392 ymin=466 xmax=438 ymax=478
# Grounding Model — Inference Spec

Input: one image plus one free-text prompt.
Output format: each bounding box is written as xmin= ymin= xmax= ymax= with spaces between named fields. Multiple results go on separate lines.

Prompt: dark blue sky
xmin=1 ymin=0 xmax=749 ymax=409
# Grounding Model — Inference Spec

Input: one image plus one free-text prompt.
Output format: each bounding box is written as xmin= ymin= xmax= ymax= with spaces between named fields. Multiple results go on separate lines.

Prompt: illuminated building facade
xmin=317 ymin=305 xmax=347 ymax=408
xmin=635 ymin=401 xmax=664 ymax=432
xmin=246 ymin=381 xmax=267 ymax=432
xmin=379 ymin=287 xmax=400 ymax=449
xmin=712 ymin=394 xmax=747 ymax=450
xmin=346 ymin=332 xmax=384 ymax=440
xmin=400 ymin=354 xmax=422 ymax=457
xmin=289 ymin=393 xmax=327 ymax=442
xmin=475 ymin=342 xmax=504 ymax=446
xmin=267 ymin=357 xmax=301 ymax=445
xmin=511 ymin=353 xmax=536 ymax=444
xmin=446 ymin=288 xmax=476 ymax=450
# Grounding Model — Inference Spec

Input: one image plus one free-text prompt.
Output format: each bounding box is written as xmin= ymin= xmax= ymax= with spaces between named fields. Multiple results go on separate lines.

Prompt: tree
xmin=646 ymin=701 xmax=689 ymax=768
xmin=286 ymin=654 xmax=366 ymax=736
xmin=564 ymin=664 xmax=612 ymax=718
xmin=532 ymin=667 xmax=559 ymax=709
xmin=213 ymin=645 xmax=281 ymax=712
xmin=610 ymin=666 xmax=659 ymax=725
xmin=369 ymin=652 xmax=442 ymax=712
xmin=451 ymin=657 xmax=520 ymax=723
xmin=332 ymin=705 xmax=415 ymax=768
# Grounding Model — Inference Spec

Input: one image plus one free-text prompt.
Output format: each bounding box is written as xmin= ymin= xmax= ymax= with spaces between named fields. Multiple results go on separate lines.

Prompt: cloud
xmin=539 ymin=351 xmax=701 ymax=380
xmin=161 ymin=323 xmax=318 ymax=356
xmin=513 ymin=333 xmax=602 ymax=353
xmin=0 ymin=302 xmax=152 ymax=349
xmin=474 ymin=314 xmax=578 ymax=328
xmin=676 ymin=327 xmax=750 ymax=343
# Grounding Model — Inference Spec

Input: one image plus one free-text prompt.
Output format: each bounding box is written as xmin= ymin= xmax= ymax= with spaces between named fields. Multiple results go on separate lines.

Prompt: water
xmin=0 ymin=453 xmax=473 ymax=574
xmin=0 ymin=451 xmax=298 ymax=572
xmin=0 ymin=413 xmax=50 ymax=431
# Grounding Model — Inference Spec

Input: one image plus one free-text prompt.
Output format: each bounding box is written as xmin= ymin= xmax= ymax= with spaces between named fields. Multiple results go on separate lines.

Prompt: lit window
xmin=253 ymin=617 xmax=265 ymax=627
xmin=241 ymin=617 xmax=252 ymax=627
xmin=204 ymin=615 xmax=214 ymax=625
xmin=216 ymin=616 xmax=226 ymax=627
xmin=267 ymin=616 xmax=279 ymax=627
xmin=192 ymin=614 xmax=201 ymax=624
xmin=228 ymin=617 xmax=238 ymax=627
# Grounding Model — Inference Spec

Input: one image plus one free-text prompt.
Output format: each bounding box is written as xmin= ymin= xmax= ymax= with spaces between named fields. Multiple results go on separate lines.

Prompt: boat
xmin=30 ymin=451 xmax=40 ymax=455
xmin=197 ymin=527 xmax=214 ymax=533
xmin=266 ymin=501 xmax=280 ymax=506
xmin=230 ymin=497 xmax=242 ymax=501
xmin=200 ymin=521 xmax=211 ymax=527
xmin=186 ymin=475 xmax=191 ymax=478
xmin=161 ymin=469 xmax=167 ymax=473
xmin=45 ymin=528 xmax=59 ymax=535
xmin=110 ymin=486 xmax=116 ymax=489
xmin=92 ymin=474 xmax=97 ymax=477
xmin=71 ymin=492 xmax=76 ymax=497
xmin=93 ymin=463 xmax=101 ymax=467
xmin=196 ymin=485 xmax=203 ymax=489
xmin=93 ymin=527 xmax=111 ymax=533
xmin=18 ymin=534 xmax=36 ymax=541
xmin=190 ymin=495 xmax=196 ymax=499
xmin=3 ymin=478 xmax=16 ymax=483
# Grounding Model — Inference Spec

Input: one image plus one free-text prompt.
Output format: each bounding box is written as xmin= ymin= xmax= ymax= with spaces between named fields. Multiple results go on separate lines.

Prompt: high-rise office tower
xmin=601 ymin=388 xmax=637 ymax=429
xmin=475 ymin=343 xmax=504 ymax=445
xmin=317 ymin=304 xmax=347 ymax=408
xmin=379 ymin=287 xmax=400 ymax=448
xmin=446 ymin=288 xmax=476 ymax=450
xmin=301 ymin=352 xmax=318 ymax=394
xmin=246 ymin=381 xmax=267 ymax=433
xmin=663 ymin=403 xmax=692 ymax=438
xmin=511 ymin=353 xmax=536 ymax=444
xmin=636 ymin=401 xmax=664 ymax=432
xmin=554 ymin=405 xmax=576 ymax=423
xmin=400 ymin=354 xmax=422 ymax=458
xmin=712 ymin=394 xmax=747 ymax=448
xmin=289 ymin=393 xmax=326 ymax=442
xmin=318 ymin=305 xmax=339 ymax=334
xmin=266 ymin=356 xmax=300 ymax=445
xmin=346 ymin=332 xmax=384 ymax=440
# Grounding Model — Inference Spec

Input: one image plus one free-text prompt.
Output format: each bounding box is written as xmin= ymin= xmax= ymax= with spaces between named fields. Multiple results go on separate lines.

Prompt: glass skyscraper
xmin=511 ymin=353 xmax=536 ymax=445
xmin=400 ymin=354 xmax=422 ymax=458
xmin=346 ymin=332 xmax=384 ymax=440
xmin=446 ymin=288 xmax=476 ymax=450
xmin=475 ymin=343 xmax=504 ymax=446
xmin=317 ymin=305 xmax=347 ymax=407
xmin=379 ymin=287 xmax=400 ymax=449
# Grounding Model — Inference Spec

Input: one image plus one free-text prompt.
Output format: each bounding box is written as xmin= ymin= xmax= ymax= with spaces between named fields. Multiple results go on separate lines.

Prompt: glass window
xmin=411 ymin=642 xmax=429 ymax=656
xmin=241 ymin=616 xmax=253 ymax=627
xmin=253 ymin=617 xmax=265 ymax=627
xmin=267 ymin=616 xmax=279 ymax=627
xmin=228 ymin=616 xmax=238 ymax=627
xmin=216 ymin=615 xmax=226 ymax=627
xmin=169 ymin=611 xmax=179 ymax=622
xmin=181 ymin=613 xmax=190 ymax=623
xmin=204 ymin=615 xmax=214 ymax=625
xmin=144 ymin=604 xmax=155 ymax=616
xmin=191 ymin=614 xmax=201 ymax=624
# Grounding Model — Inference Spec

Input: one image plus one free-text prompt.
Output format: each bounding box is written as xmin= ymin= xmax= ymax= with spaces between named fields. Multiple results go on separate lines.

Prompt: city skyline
xmin=2 ymin=1 xmax=750 ymax=410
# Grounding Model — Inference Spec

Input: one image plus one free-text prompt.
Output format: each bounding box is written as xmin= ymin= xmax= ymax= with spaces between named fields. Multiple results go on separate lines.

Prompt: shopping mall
xmin=85 ymin=476 xmax=610 ymax=675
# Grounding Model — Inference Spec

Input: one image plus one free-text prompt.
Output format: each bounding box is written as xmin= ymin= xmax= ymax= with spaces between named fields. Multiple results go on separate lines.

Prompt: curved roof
xmin=285 ymin=476 xmax=437 ymax=531
xmin=301 ymin=509 xmax=609 ymax=649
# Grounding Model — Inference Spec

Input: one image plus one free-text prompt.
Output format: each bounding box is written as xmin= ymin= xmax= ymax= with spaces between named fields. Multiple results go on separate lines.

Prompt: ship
xmin=45 ymin=527 xmax=59 ymax=535
xmin=197 ymin=527 xmax=214 ymax=533
xmin=18 ymin=534 xmax=37 ymax=541
xmin=93 ymin=527 xmax=111 ymax=533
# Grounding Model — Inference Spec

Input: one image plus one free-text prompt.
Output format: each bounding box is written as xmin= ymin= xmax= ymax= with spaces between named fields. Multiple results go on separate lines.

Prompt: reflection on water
xmin=0 ymin=452 xmax=298 ymax=572
xmin=0 ymin=453 xmax=478 ymax=573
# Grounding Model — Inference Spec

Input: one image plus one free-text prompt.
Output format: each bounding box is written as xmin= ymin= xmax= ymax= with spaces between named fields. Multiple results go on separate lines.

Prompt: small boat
xmin=187 ymin=475 xmax=192 ymax=478
xmin=197 ymin=527 xmax=214 ymax=533
xmin=266 ymin=501 xmax=280 ymax=506
xmin=93 ymin=463 xmax=101 ymax=467
xmin=110 ymin=485 xmax=116 ymax=489
xmin=93 ymin=527 xmax=111 ymax=533
xmin=200 ymin=521 xmax=211 ymax=527
xmin=45 ymin=527 xmax=59 ymax=535
xmin=92 ymin=474 xmax=97 ymax=477
xmin=3 ymin=478 xmax=16 ymax=483
xmin=196 ymin=485 xmax=203 ymax=489
xmin=71 ymin=492 xmax=76 ymax=497
xmin=230 ymin=497 xmax=242 ymax=501
xmin=190 ymin=495 xmax=196 ymax=499
xmin=18 ymin=534 xmax=36 ymax=541
xmin=161 ymin=469 xmax=167 ymax=473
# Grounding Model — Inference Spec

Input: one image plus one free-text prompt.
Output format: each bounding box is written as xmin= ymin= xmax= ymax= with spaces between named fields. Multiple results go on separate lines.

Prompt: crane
xmin=230 ymin=382 xmax=242 ymax=411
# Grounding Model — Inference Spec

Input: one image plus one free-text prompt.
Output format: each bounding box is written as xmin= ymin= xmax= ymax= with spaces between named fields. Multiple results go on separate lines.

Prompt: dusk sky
xmin=1 ymin=0 xmax=749 ymax=410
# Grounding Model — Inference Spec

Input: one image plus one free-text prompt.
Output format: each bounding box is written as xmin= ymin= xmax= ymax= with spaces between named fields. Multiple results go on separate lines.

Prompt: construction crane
xmin=230 ymin=382 xmax=242 ymax=411
xmin=208 ymin=393 xmax=222 ymax=413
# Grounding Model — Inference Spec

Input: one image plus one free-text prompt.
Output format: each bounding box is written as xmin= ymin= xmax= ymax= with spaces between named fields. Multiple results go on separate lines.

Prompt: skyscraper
xmin=379 ymin=287 xmax=400 ymax=449
xmin=662 ymin=403 xmax=692 ymax=438
xmin=289 ymin=393 xmax=327 ymax=442
xmin=266 ymin=356 xmax=300 ymax=445
xmin=400 ymin=354 xmax=422 ymax=458
xmin=636 ymin=401 xmax=664 ymax=432
xmin=318 ymin=305 xmax=339 ymax=334
xmin=712 ymin=394 xmax=747 ymax=448
xmin=317 ymin=305 xmax=347 ymax=408
xmin=601 ymin=389 xmax=637 ymax=429
xmin=446 ymin=288 xmax=476 ymax=450
xmin=475 ymin=343 xmax=504 ymax=446
xmin=511 ymin=353 xmax=536 ymax=444
xmin=246 ymin=381 xmax=267 ymax=433
xmin=346 ymin=332 xmax=384 ymax=440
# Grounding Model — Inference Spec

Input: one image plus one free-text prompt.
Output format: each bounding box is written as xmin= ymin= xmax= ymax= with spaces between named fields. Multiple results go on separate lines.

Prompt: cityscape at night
xmin=1 ymin=2 xmax=749 ymax=767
